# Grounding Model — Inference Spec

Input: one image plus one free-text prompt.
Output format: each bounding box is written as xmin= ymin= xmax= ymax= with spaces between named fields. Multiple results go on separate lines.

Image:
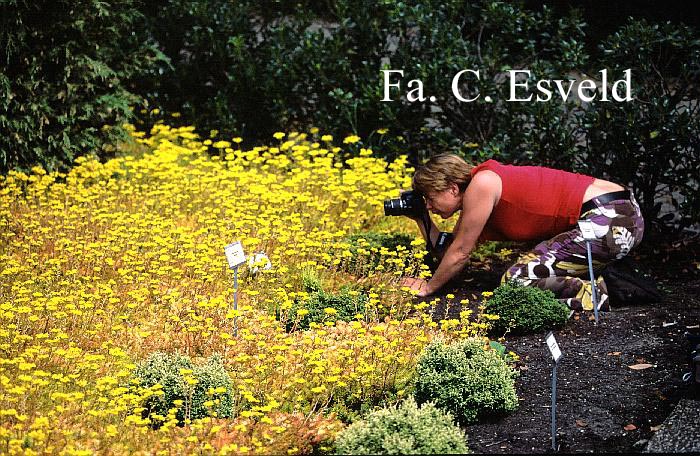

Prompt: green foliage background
xmin=0 ymin=0 xmax=167 ymax=172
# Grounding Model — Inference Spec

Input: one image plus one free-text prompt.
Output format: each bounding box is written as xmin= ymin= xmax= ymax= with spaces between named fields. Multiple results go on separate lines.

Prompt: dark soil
xmin=420 ymin=234 xmax=700 ymax=453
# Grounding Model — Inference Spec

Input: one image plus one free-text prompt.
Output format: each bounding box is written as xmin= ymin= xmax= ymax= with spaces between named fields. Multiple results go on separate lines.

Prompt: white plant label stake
xmin=546 ymin=331 xmax=563 ymax=452
xmin=546 ymin=331 xmax=562 ymax=363
xmin=224 ymin=241 xmax=246 ymax=337
xmin=578 ymin=219 xmax=600 ymax=324
xmin=224 ymin=241 xmax=246 ymax=269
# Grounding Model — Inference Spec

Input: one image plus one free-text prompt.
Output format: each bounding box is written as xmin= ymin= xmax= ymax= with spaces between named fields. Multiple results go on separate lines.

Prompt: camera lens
xmin=384 ymin=198 xmax=404 ymax=216
xmin=384 ymin=190 xmax=423 ymax=217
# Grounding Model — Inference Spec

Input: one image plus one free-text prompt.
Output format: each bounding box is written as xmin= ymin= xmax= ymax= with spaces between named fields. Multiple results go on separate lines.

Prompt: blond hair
xmin=412 ymin=153 xmax=473 ymax=195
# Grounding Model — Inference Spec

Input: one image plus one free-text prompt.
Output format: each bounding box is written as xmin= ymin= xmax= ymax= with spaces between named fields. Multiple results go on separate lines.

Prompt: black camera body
xmin=384 ymin=190 xmax=426 ymax=218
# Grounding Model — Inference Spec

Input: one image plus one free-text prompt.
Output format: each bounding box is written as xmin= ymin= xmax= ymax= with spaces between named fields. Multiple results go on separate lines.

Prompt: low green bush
xmin=346 ymin=232 xmax=415 ymax=253
xmin=333 ymin=397 xmax=469 ymax=455
xmin=485 ymin=281 xmax=570 ymax=336
xmin=414 ymin=337 xmax=518 ymax=425
xmin=285 ymin=286 xmax=370 ymax=331
xmin=301 ymin=268 xmax=324 ymax=294
xmin=133 ymin=352 xmax=234 ymax=427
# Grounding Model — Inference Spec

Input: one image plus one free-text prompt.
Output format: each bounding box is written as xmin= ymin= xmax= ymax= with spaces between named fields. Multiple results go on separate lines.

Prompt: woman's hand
xmin=399 ymin=277 xmax=431 ymax=297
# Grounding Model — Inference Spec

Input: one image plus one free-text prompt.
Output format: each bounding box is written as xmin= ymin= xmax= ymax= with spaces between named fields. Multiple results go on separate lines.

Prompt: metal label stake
xmin=546 ymin=331 xmax=563 ymax=452
xmin=224 ymin=241 xmax=246 ymax=337
xmin=233 ymin=266 xmax=239 ymax=336
xmin=578 ymin=220 xmax=600 ymax=324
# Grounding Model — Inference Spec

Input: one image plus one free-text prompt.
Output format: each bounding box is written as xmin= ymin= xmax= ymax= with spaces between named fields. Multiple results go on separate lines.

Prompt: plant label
xmin=577 ymin=220 xmax=597 ymax=240
xmin=224 ymin=241 xmax=246 ymax=269
xmin=546 ymin=331 xmax=562 ymax=363
xmin=247 ymin=252 xmax=272 ymax=273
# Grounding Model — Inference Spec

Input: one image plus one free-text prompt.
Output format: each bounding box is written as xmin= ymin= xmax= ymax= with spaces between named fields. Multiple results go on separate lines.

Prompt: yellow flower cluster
xmin=0 ymin=123 xmax=493 ymax=454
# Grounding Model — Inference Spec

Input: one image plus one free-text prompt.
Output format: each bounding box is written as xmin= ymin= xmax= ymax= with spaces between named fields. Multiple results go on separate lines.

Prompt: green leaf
xmin=489 ymin=340 xmax=506 ymax=356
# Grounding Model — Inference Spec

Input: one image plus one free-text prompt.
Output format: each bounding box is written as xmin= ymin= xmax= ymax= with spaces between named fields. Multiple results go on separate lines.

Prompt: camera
xmin=384 ymin=190 xmax=426 ymax=217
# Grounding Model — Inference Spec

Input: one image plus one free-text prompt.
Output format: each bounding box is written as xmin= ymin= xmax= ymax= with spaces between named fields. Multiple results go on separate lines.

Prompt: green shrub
xmin=346 ymin=232 xmax=415 ymax=253
xmin=414 ymin=337 xmax=518 ymax=425
xmin=485 ymin=281 xmax=570 ymax=336
xmin=133 ymin=352 xmax=234 ymax=427
xmin=333 ymin=397 xmax=469 ymax=455
xmin=301 ymin=268 xmax=324 ymax=294
xmin=285 ymin=286 xmax=370 ymax=331
xmin=0 ymin=0 xmax=166 ymax=172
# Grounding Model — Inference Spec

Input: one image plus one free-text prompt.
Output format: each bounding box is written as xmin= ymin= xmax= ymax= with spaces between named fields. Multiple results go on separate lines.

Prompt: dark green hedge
xmin=576 ymin=20 xmax=700 ymax=229
xmin=134 ymin=0 xmax=590 ymax=163
xmin=0 ymin=0 xmax=166 ymax=172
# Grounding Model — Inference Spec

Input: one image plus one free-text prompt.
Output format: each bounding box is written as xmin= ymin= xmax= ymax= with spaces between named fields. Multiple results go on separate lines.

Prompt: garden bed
xmin=2 ymin=125 xmax=697 ymax=453
xmin=420 ymin=237 xmax=700 ymax=453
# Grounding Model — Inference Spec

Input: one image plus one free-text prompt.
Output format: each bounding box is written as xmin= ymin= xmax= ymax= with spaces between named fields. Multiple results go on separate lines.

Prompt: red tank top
xmin=471 ymin=160 xmax=595 ymax=242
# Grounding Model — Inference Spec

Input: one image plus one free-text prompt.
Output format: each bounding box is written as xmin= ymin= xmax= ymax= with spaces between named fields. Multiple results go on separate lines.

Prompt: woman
xmin=401 ymin=154 xmax=644 ymax=311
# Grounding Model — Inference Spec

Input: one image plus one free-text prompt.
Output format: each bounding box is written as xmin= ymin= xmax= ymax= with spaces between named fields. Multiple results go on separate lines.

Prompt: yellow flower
xmin=321 ymin=134 xmax=333 ymax=142
xmin=212 ymin=140 xmax=231 ymax=149
xmin=273 ymin=132 xmax=286 ymax=140
xmin=377 ymin=128 xmax=388 ymax=134
xmin=343 ymin=135 xmax=361 ymax=144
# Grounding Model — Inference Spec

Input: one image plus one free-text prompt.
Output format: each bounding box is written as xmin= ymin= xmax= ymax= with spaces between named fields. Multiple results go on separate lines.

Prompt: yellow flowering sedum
xmin=0 ymin=122 xmax=494 ymax=454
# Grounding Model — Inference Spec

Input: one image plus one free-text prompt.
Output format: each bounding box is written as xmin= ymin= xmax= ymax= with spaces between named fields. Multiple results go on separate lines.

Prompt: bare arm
xmin=423 ymin=171 xmax=500 ymax=295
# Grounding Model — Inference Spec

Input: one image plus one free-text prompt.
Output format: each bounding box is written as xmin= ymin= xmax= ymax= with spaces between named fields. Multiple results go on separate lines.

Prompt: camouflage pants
xmin=502 ymin=194 xmax=645 ymax=311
